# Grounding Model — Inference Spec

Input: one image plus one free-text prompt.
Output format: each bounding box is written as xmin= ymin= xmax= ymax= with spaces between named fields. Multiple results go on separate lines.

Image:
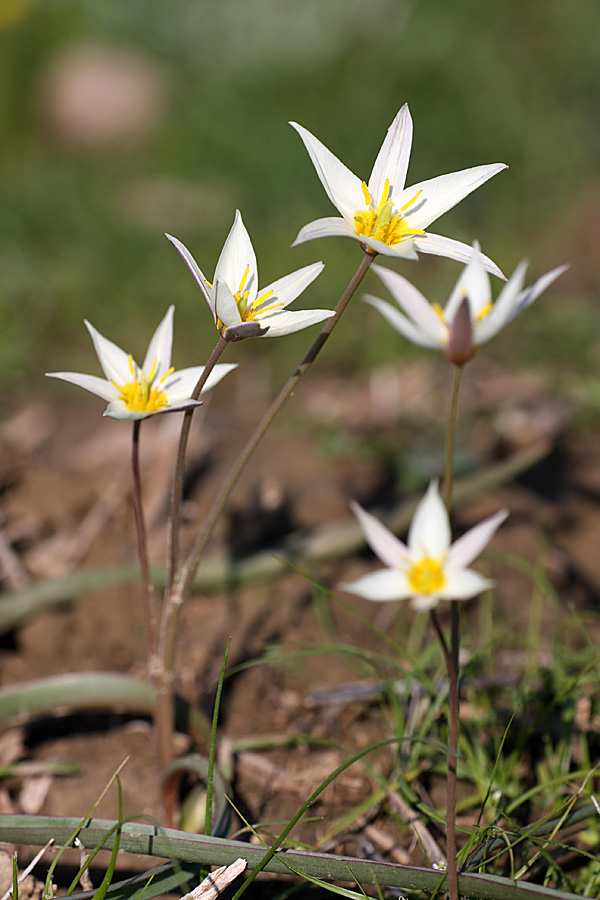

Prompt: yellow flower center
xmin=113 ymin=355 xmax=173 ymax=413
xmin=407 ymin=557 xmax=446 ymax=595
xmin=215 ymin=266 xmax=285 ymax=334
xmin=353 ymin=180 xmax=425 ymax=247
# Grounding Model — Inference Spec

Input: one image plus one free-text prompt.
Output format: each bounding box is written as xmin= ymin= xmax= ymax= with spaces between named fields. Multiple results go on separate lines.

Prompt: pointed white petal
xmin=364 ymin=295 xmax=441 ymax=349
xmin=368 ymin=104 xmax=413 ymax=201
xmin=350 ymin=500 xmax=409 ymax=569
xmin=257 ymin=308 xmax=334 ymax=337
xmin=84 ymin=321 xmax=133 ymax=384
xmin=408 ymin=482 xmax=451 ymax=558
xmin=214 ymin=279 xmax=242 ymax=329
xmin=413 ymin=234 xmax=506 ymax=279
xmin=340 ymin=568 xmax=410 ymax=602
xmin=371 ymin=264 xmax=447 ymax=342
xmin=398 ymin=164 xmax=507 ymax=230
xmin=475 ymin=261 xmax=528 ymax=345
xmin=162 ymin=363 xmax=237 ymax=402
xmin=358 ymin=233 xmax=420 ymax=259
xmin=444 ymin=246 xmax=491 ymax=323
xmin=165 ymin=234 xmax=213 ymax=311
xmin=446 ymin=510 xmax=508 ymax=569
xmin=214 ymin=210 xmax=259 ymax=303
xmin=438 ymin=568 xmax=494 ymax=599
xmin=290 ymin=122 xmax=365 ymax=223
xmin=142 ymin=306 xmax=174 ymax=377
xmin=45 ymin=371 xmax=118 ymax=403
xmin=260 ymin=262 xmax=325 ymax=311
xmin=291 ymin=216 xmax=359 ymax=247
xmin=515 ymin=263 xmax=569 ymax=314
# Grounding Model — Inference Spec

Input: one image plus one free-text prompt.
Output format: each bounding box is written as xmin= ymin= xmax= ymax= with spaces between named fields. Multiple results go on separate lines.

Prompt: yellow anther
xmin=432 ymin=303 xmax=446 ymax=323
xmin=361 ymin=181 xmax=372 ymax=206
xmin=475 ymin=301 xmax=493 ymax=323
xmin=238 ymin=265 xmax=250 ymax=292
xmin=399 ymin=189 xmax=422 ymax=213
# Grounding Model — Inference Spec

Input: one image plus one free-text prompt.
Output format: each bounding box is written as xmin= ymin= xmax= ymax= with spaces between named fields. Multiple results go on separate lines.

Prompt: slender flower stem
xmin=155 ymin=335 xmax=229 ymax=793
xmin=159 ymin=250 xmax=375 ymax=679
xmin=444 ymin=365 xmax=463 ymax=511
xmin=165 ymin=335 xmax=228 ymax=601
xmin=438 ymin=363 xmax=464 ymax=900
xmin=131 ymin=420 xmax=158 ymax=656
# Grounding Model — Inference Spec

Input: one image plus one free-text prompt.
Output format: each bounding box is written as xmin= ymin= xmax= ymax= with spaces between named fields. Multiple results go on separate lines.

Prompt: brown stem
xmin=159 ymin=250 xmax=376 ymax=679
xmin=131 ymin=420 xmax=158 ymax=655
xmin=165 ymin=335 xmax=228 ymax=601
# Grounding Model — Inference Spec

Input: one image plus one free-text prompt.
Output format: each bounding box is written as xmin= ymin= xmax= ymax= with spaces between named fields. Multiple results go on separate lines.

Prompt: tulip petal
xmin=165 ymin=234 xmax=213 ymax=311
xmin=446 ymin=510 xmax=508 ymax=569
xmin=257 ymin=308 xmax=334 ymax=337
xmin=350 ymin=500 xmax=409 ymax=569
xmin=364 ymin=295 xmax=442 ymax=349
xmin=142 ymin=306 xmax=174 ymax=377
xmin=516 ymin=264 xmax=569 ymax=313
xmin=163 ymin=363 xmax=237 ymax=402
xmin=290 ymin=122 xmax=365 ymax=223
xmin=214 ymin=210 xmax=259 ymax=304
xmin=214 ymin=279 xmax=242 ymax=329
xmin=358 ymin=233 xmax=419 ymax=259
xmin=399 ymin=164 xmax=507 ymax=231
xmin=371 ymin=265 xmax=447 ymax=343
xmin=84 ymin=321 xmax=133 ymax=384
xmin=444 ymin=245 xmax=491 ymax=323
xmin=291 ymin=216 xmax=358 ymax=247
xmin=475 ymin=261 xmax=528 ymax=345
xmin=413 ymin=234 xmax=506 ymax=280
xmin=260 ymin=262 xmax=324 ymax=311
xmin=368 ymin=104 xmax=413 ymax=201
xmin=340 ymin=568 xmax=410 ymax=602
xmin=438 ymin=568 xmax=494 ymax=600
xmin=45 ymin=371 xmax=118 ymax=403
xmin=408 ymin=482 xmax=451 ymax=558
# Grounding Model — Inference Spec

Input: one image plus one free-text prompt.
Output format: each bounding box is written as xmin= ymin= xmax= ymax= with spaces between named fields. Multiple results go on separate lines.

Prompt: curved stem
xmin=165 ymin=335 xmax=228 ymax=600
xmin=159 ymin=250 xmax=375 ymax=678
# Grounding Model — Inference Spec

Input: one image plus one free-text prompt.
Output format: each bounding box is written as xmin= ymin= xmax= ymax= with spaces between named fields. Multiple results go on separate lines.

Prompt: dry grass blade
xmin=180 ymin=859 xmax=246 ymax=900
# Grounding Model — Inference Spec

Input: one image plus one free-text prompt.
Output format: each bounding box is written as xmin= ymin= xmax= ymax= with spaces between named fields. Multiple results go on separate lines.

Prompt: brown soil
xmin=1 ymin=353 xmax=599 ymax=889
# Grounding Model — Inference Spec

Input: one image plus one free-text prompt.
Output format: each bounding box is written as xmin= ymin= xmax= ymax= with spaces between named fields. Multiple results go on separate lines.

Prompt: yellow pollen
xmin=432 ymin=302 xmax=446 ymax=324
xmin=113 ymin=355 xmax=171 ymax=413
xmin=407 ymin=557 xmax=446 ymax=595
xmin=353 ymin=182 xmax=425 ymax=247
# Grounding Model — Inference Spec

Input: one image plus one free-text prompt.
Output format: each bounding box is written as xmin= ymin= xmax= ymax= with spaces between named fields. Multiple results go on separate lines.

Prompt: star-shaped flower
xmin=341 ymin=482 xmax=507 ymax=611
xmin=46 ymin=306 xmax=237 ymax=420
xmin=364 ymin=245 xmax=568 ymax=365
xmin=167 ymin=211 xmax=333 ymax=341
xmin=290 ymin=104 xmax=506 ymax=276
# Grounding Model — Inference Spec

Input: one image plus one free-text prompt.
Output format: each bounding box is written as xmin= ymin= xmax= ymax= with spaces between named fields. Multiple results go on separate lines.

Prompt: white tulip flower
xmin=290 ymin=104 xmax=506 ymax=277
xmin=341 ymin=482 xmax=507 ymax=611
xmin=46 ymin=306 xmax=236 ymax=420
xmin=364 ymin=245 xmax=568 ymax=364
xmin=167 ymin=211 xmax=332 ymax=341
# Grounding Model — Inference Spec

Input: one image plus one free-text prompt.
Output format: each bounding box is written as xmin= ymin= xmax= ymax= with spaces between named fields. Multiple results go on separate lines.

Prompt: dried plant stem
xmin=159 ymin=250 xmax=375 ymax=683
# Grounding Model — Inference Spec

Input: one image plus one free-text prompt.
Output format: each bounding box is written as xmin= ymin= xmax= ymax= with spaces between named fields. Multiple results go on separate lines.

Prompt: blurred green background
xmin=1 ymin=0 xmax=599 ymax=394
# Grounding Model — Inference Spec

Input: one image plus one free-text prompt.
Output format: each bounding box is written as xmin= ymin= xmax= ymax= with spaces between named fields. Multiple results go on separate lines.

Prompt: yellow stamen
xmin=353 ymin=182 xmax=425 ymax=247
xmin=112 ymin=356 xmax=170 ymax=413
xmin=432 ymin=302 xmax=446 ymax=323
xmin=408 ymin=557 xmax=446 ymax=595
xmin=475 ymin=301 xmax=493 ymax=323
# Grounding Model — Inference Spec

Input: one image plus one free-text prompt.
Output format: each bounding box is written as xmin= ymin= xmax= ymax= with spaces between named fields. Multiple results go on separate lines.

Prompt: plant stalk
xmin=159 ymin=250 xmax=375 ymax=680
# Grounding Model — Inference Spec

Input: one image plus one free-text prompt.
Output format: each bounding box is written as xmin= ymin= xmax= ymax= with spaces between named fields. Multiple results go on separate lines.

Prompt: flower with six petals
xmin=363 ymin=244 xmax=568 ymax=365
xmin=46 ymin=306 xmax=237 ymax=420
xmin=290 ymin=104 xmax=506 ymax=277
xmin=167 ymin=211 xmax=333 ymax=341
xmin=341 ymin=482 xmax=507 ymax=611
